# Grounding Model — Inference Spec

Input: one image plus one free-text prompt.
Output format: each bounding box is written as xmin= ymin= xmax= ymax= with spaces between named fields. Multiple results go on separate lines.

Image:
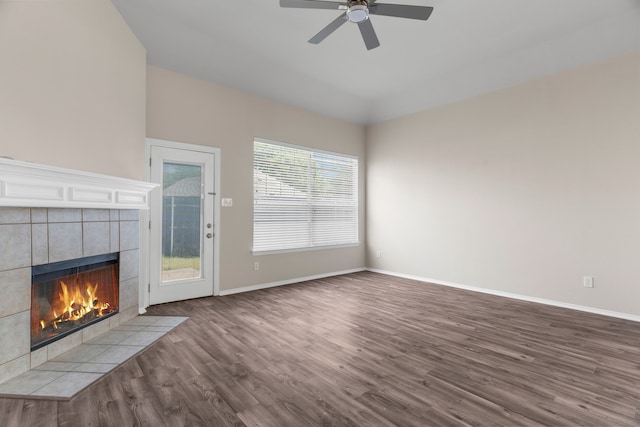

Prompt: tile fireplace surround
xmin=0 ymin=158 xmax=163 ymax=399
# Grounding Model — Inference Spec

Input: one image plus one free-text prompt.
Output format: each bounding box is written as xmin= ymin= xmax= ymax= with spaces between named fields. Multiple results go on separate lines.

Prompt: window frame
xmin=252 ymin=137 xmax=360 ymax=255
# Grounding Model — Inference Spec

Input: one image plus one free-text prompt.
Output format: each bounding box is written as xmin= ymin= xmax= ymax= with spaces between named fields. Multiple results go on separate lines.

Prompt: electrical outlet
xmin=221 ymin=198 xmax=233 ymax=207
xmin=583 ymin=276 xmax=594 ymax=288
xmin=254 ymin=261 xmax=260 ymax=271
xmin=376 ymin=250 xmax=381 ymax=258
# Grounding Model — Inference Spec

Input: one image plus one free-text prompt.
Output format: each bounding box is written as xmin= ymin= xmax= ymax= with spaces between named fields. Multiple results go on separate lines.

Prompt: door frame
xmin=140 ymin=138 xmax=221 ymax=310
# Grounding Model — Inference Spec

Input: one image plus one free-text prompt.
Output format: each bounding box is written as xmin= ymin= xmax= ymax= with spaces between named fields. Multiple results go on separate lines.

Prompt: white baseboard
xmin=218 ymin=268 xmax=367 ymax=296
xmin=367 ymin=268 xmax=640 ymax=323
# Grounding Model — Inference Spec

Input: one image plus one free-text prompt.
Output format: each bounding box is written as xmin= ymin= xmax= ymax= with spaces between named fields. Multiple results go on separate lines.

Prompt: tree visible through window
xmin=253 ymin=138 xmax=359 ymax=253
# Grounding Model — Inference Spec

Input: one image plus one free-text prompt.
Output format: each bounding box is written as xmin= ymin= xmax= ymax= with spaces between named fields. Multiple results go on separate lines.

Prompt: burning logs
xmin=38 ymin=281 xmax=116 ymax=334
xmin=31 ymin=256 xmax=120 ymax=350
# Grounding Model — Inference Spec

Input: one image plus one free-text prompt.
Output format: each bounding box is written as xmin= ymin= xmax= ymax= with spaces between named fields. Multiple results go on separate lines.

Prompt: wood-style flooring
xmin=2 ymin=271 xmax=640 ymax=426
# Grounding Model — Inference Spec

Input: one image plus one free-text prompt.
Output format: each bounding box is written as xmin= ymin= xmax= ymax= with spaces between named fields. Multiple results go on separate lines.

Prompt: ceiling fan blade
xmin=369 ymin=4 xmax=434 ymax=20
xmin=280 ymin=0 xmax=343 ymax=10
xmin=309 ymin=12 xmax=347 ymax=44
xmin=358 ymin=19 xmax=380 ymax=50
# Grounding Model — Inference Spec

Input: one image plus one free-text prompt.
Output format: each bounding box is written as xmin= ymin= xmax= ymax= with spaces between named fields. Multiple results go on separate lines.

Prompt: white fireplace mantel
xmin=0 ymin=158 xmax=157 ymax=209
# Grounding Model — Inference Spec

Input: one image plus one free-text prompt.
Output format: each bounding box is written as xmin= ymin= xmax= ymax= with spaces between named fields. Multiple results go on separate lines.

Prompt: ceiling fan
xmin=280 ymin=0 xmax=434 ymax=50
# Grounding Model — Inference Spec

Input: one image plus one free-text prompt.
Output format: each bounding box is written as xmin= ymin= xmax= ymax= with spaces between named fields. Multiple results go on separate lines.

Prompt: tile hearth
xmin=0 ymin=315 xmax=187 ymax=400
xmin=0 ymin=206 xmax=143 ymax=384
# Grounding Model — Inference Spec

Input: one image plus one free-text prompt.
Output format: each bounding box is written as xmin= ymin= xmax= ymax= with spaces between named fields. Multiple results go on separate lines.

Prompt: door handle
xmin=206 ymin=233 xmax=213 ymax=238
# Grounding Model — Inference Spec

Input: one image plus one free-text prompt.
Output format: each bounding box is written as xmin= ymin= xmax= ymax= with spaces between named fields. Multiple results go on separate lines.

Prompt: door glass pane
xmin=162 ymin=162 xmax=202 ymax=283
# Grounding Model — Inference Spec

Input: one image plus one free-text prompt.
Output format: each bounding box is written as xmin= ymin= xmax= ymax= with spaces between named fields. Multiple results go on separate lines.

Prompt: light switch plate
xmin=221 ymin=198 xmax=233 ymax=207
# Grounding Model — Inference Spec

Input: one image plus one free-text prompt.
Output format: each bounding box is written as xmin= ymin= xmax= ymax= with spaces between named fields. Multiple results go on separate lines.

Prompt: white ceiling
xmin=111 ymin=0 xmax=640 ymax=124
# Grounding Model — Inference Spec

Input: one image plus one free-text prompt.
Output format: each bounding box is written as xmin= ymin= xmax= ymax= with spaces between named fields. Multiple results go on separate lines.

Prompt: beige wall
xmin=367 ymin=50 xmax=640 ymax=316
xmin=0 ymin=0 xmax=146 ymax=180
xmin=146 ymin=66 xmax=367 ymax=292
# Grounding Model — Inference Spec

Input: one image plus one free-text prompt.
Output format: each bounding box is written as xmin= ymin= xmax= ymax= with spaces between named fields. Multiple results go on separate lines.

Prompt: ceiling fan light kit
xmin=280 ymin=0 xmax=434 ymax=50
xmin=345 ymin=3 xmax=369 ymax=23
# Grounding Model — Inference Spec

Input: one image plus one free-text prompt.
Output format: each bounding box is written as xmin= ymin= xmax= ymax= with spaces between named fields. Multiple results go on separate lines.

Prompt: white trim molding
xmin=367 ymin=268 xmax=640 ymax=324
xmin=0 ymin=158 xmax=157 ymax=209
xmin=218 ymin=268 xmax=366 ymax=296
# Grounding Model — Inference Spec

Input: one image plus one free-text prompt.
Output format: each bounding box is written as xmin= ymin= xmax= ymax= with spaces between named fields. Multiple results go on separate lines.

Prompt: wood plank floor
xmin=2 ymin=271 xmax=640 ymax=426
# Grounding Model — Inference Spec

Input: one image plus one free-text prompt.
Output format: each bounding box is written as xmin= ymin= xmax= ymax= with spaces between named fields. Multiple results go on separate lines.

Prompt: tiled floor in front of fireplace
xmin=0 ymin=315 xmax=187 ymax=400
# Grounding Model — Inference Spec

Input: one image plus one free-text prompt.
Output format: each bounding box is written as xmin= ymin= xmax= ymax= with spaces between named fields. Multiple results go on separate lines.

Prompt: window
xmin=253 ymin=138 xmax=359 ymax=253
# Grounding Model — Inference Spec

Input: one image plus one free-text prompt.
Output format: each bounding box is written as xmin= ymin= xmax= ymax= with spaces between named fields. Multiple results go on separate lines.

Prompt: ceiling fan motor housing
xmin=347 ymin=0 xmax=369 ymax=23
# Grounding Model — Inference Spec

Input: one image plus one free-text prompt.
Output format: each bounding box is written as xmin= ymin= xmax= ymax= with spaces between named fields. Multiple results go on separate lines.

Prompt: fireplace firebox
xmin=31 ymin=253 xmax=119 ymax=351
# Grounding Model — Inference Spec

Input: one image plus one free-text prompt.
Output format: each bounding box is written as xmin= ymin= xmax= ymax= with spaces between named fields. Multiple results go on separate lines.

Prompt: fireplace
xmin=0 ymin=159 xmax=157 ymax=386
xmin=31 ymin=253 xmax=119 ymax=351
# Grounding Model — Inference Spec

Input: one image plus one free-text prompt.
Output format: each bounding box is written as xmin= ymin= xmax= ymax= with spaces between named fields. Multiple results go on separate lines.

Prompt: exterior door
xmin=149 ymin=144 xmax=216 ymax=305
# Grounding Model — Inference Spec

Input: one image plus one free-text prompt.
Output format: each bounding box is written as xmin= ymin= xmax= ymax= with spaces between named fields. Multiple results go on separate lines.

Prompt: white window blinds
xmin=253 ymin=139 xmax=359 ymax=253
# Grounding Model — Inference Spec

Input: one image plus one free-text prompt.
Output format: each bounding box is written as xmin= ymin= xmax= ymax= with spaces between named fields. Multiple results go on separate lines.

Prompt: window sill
xmin=252 ymin=242 xmax=360 ymax=257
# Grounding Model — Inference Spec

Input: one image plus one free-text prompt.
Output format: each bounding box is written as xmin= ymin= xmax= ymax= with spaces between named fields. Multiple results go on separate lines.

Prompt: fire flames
xmin=40 ymin=280 xmax=114 ymax=332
